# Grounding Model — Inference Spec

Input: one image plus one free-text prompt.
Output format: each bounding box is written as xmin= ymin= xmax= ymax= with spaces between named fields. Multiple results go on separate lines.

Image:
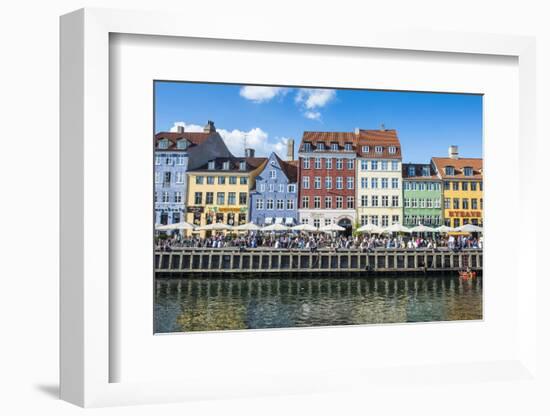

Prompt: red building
xmin=297 ymin=130 xmax=358 ymax=234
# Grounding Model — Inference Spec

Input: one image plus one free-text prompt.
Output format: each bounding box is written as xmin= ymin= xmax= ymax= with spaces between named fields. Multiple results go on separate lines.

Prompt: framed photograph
xmin=60 ymin=8 xmax=539 ymax=408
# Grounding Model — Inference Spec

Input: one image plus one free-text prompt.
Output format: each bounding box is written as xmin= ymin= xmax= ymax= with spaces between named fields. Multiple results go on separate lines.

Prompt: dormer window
xmin=208 ymin=160 xmax=215 ymax=170
xmin=158 ymin=139 xmax=169 ymax=149
xmin=422 ymin=166 xmax=430 ymax=177
xmin=344 ymin=142 xmax=352 ymax=151
xmin=176 ymin=139 xmax=188 ymax=150
xmin=389 ymin=146 xmax=397 ymax=154
xmin=362 ymin=145 xmax=370 ymax=153
xmin=408 ymin=166 xmax=415 ymax=177
xmin=444 ymin=166 xmax=454 ymax=176
xmin=331 ymin=142 xmax=339 ymax=151
xmin=317 ymin=142 xmax=325 ymax=151
xmin=463 ymin=167 xmax=473 ymax=176
xmin=375 ymin=146 xmax=383 ymax=153
xmin=239 ymin=161 xmax=246 ymax=171
xmin=304 ymin=142 xmax=312 ymax=152
xmin=223 ymin=161 xmax=230 ymax=170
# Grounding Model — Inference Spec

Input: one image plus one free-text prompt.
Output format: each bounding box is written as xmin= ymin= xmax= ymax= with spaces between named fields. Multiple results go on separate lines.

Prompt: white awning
xmin=265 ymin=217 xmax=273 ymax=224
xmin=275 ymin=217 xmax=283 ymax=224
xmin=285 ymin=217 xmax=294 ymax=225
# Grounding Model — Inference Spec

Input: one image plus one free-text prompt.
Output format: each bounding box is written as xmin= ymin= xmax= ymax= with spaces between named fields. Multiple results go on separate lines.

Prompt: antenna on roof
xmin=243 ymin=133 xmax=248 ymax=157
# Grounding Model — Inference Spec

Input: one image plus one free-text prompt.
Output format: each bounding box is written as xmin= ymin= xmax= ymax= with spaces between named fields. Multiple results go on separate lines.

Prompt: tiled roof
xmin=189 ymin=157 xmax=267 ymax=173
xmin=432 ymin=157 xmax=483 ymax=179
xmin=402 ymin=163 xmax=440 ymax=180
xmin=356 ymin=129 xmax=401 ymax=159
xmin=154 ymin=131 xmax=213 ymax=150
xmin=300 ymin=131 xmax=357 ymax=152
xmin=274 ymin=154 xmax=298 ymax=183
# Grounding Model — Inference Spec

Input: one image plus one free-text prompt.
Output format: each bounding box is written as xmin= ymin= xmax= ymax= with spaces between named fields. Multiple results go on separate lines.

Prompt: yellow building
xmin=186 ymin=154 xmax=267 ymax=236
xmin=432 ymin=146 xmax=483 ymax=228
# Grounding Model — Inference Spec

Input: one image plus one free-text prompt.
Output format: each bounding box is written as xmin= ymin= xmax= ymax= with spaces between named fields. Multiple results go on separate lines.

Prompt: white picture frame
xmin=60 ymin=8 xmax=539 ymax=408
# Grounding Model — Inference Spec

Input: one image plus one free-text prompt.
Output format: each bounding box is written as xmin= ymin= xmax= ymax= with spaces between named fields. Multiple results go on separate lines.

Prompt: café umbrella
xmin=383 ymin=223 xmax=412 ymax=234
xmin=357 ymin=223 xmax=384 ymax=234
xmin=234 ymin=222 xmax=261 ymax=232
xmin=410 ymin=224 xmax=435 ymax=233
xmin=155 ymin=221 xmax=196 ymax=231
xmin=455 ymin=223 xmax=483 ymax=233
xmin=291 ymin=223 xmax=318 ymax=232
xmin=197 ymin=222 xmax=234 ymax=231
xmin=262 ymin=223 xmax=290 ymax=232
xmin=435 ymin=225 xmax=454 ymax=233
xmin=319 ymin=223 xmax=346 ymax=233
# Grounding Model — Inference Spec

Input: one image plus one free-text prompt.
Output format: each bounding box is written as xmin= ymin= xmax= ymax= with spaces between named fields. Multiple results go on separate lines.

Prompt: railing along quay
xmin=154 ymin=248 xmax=483 ymax=275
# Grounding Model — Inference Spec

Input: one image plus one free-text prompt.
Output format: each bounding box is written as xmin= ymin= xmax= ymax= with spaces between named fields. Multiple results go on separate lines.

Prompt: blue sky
xmin=155 ymin=81 xmax=482 ymax=162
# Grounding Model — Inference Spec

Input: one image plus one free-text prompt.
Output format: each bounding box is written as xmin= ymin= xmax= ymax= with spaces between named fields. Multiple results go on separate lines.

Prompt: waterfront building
xmin=185 ymin=150 xmax=267 ymax=236
xmin=249 ymin=151 xmax=299 ymax=226
xmin=401 ymin=163 xmax=443 ymax=227
xmin=356 ymin=128 xmax=403 ymax=228
xmin=431 ymin=146 xmax=483 ymax=228
xmin=297 ymin=131 xmax=357 ymax=235
xmin=154 ymin=120 xmax=231 ymax=225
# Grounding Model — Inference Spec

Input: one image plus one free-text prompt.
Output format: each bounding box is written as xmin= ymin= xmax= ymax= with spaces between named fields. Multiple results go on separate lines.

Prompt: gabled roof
xmin=273 ymin=153 xmax=298 ymax=183
xmin=154 ymin=131 xmax=214 ymax=150
xmin=432 ymin=157 xmax=483 ymax=179
xmin=356 ymin=129 xmax=401 ymax=159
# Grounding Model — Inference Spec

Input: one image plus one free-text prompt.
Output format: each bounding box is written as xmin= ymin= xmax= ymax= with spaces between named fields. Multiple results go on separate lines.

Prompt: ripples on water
xmin=154 ymin=274 xmax=482 ymax=333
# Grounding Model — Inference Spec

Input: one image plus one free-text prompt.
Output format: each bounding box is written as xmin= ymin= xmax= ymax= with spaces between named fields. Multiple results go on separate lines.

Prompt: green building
xmin=402 ymin=163 xmax=443 ymax=227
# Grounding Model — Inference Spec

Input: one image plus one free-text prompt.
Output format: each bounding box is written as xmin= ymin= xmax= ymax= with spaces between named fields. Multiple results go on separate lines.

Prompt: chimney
xmin=203 ymin=120 xmax=216 ymax=133
xmin=286 ymin=139 xmax=295 ymax=161
xmin=380 ymin=123 xmax=386 ymax=131
xmin=245 ymin=148 xmax=255 ymax=158
xmin=354 ymin=127 xmax=360 ymax=136
xmin=175 ymin=125 xmax=184 ymax=133
xmin=448 ymin=145 xmax=459 ymax=159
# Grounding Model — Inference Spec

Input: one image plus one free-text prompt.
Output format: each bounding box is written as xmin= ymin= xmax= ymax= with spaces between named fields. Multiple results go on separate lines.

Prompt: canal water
xmin=154 ymin=273 xmax=482 ymax=333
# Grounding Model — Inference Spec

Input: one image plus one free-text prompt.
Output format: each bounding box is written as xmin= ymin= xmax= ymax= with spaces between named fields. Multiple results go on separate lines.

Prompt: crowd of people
xmin=155 ymin=231 xmax=483 ymax=252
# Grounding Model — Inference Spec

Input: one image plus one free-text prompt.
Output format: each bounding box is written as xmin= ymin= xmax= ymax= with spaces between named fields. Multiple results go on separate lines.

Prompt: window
xmin=464 ymin=167 xmax=473 ymax=176
xmin=419 ymin=182 xmax=425 ymax=191
xmin=480 ymin=182 xmax=483 ymax=191
xmin=347 ymin=159 xmax=354 ymax=170
xmin=361 ymin=195 xmax=368 ymax=207
xmin=336 ymin=177 xmax=343 ymax=189
xmin=314 ymin=158 xmax=321 ymax=169
xmin=155 ymin=155 xmax=161 ymax=165
xmin=158 ymin=139 xmax=169 ymax=149
xmin=346 ymin=177 xmax=354 ymax=189
xmin=411 ymin=182 xmax=417 ymax=191
xmin=176 ymin=155 xmax=185 ymax=165
xmin=227 ymin=192 xmax=236 ymax=205
xmin=375 ymin=146 xmax=383 ymax=153
xmin=314 ymin=176 xmax=321 ymax=189
xmin=314 ymin=196 xmax=321 ymax=208
xmin=287 ymin=184 xmax=296 ymax=193
xmin=303 ymin=158 xmax=310 ymax=169
xmin=453 ymin=218 xmax=460 ymax=228
xmin=361 ymin=215 xmax=368 ymax=225
xmin=444 ymin=181 xmax=450 ymax=190
xmin=471 ymin=182 xmax=477 ymax=191
xmin=404 ymin=198 xmax=410 ymax=208
xmin=240 ymin=177 xmax=248 ymax=185
xmin=163 ymin=172 xmax=171 ymax=186
xmin=317 ymin=142 xmax=325 ymax=151
xmin=392 ymin=215 xmax=399 ymax=225
xmin=266 ymin=199 xmax=274 ymax=210
xmin=462 ymin=182 xmax=468 ymax=191
xmin=259 ymin=183 xmax=266 ymax=192
xmin=336 ymin=159 xmax=343 ymax=170
xmin=196 ymin=176 xmax=204 ymax=185
xmin=218 ymin=176 xmax=226 ymax=185
xmin=382 ymin=196 xmax=389 ymax=207
xmin=270 ymin=170 xmax=276 ymax=179
xmin=194 ymin=192 xmax=202 ymax=205
xmin=314 ymin=219 xmax=320 ymax=228
xmin=361 ymin=177 xmax=368 ymax=189
xmin=444 ymin=198 xmax=450 ymax=209
xmin=325 ymin=158 xmax=332 ymax=169
xmin=404 ymin=182 xmax=410 ymax=191
xmin=301 ymin=218 xmax=309 ymax=225
xmin=408 ymin=166 xmax=415 ymax=177
xmin=165 ymin=155 xmax=173 ymax=165
xmin=208 ymin=160 xmax=215 ymax=170
xmin=381 ymin=160 xmax=388 ymax=170
xmin=381 ymin=178 xmax=388 ymax=189
xmin=371 ymin=160 xmax=378 ymax=170
xmin=325 ymin=176 xmax=332 ymax=189
xmin=381 ymin=215 xmax=389 ymax=227
xmin=392 ymin=195 xmax=399 ymax=207
xmin=452 ymin=182 xmax=459 ymax=191
xmin=239 ymin=192 xmax=247 ymax=205
xmin=462 ymin=199 xmax=469 ymax=210
xmin=371 ymin=195 xmax=378 ymax=207
xmin=371 ymin=178 xmax=378 ymax=188
xmin=325 ymin=218 xmax=331 ymax=226
xmin=411 ymin=198 xmax=417 ymax=208
xmin=176 ymin=139 xmax=188 ymax=150
xmin=278 ymin=184 xmax=284 ymax=193
xmin=344 ymin=142 xmax=352 ymax=151
xmin=226 ymin=176 xmax=235 ymax=185
xmin=336 ymin=196 xmax=343 ymax=208
xmin=361 ymin=160 xmax=369 ymax=170
xmin=445 ymin=166 xmax=454 ymax=176
xmin=239 ymin=161 xmax=246 ymax=171
xmin=287 ymin=199 xmax=295 ymax=210
xmin=471 ymin=198 xmax=478 ymax=209
xmin=175 ymin=172 xmax=185 ymax=183
xmin=331 ymin=142 xmax=339 ymax=151
xmin=304 ymin=142 xmax=312 ymax=152
xmin=419 ymin=199 xmax=425 ymax=208
xmin=347 ymin=196 xmax=354 ymax=209
xmin=362 ymin=145 xmax=370 ymax=153
xmin=389 ymin=146 xmax=397 ymax=154
xmin=303 ymin=176 xmax=310 ymax=189
xmin=205 ymin=192 xmax=213 ymax=204
xmin=174 ymin=192 xmax=182 ymax=203
xmin=155 ymin=172 xmax=161 ymax=183
xmin=302 ymin=196 xmax=309 ymax=208
xmin=426 ymin=199 xmax=433 ymax=208
xmin=391 ymin=160 xmax=399 ymax=171
xmin=207 ymin=176 xmax=215 ymax=185
xmin=371 ymin=215 xmax=379 ymax=226
xmin=216 ymin=192 xmax=225 ymax=205
xmin=391 ymin=178 xmax=399 ymax=189
xmin=277 ymin=199 xmax=285 ymax=210
xmin=480 ymin=198 xmax=483 ymax=209
xmin=434 ymin=198 xmax=441 ymax=208
xmin=453 ymin=198 xmax=460 ymax=209
xmin=256 ymin=198 xmax=264 ymax=210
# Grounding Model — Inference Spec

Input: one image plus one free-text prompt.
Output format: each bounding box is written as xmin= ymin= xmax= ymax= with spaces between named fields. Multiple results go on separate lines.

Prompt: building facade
xmin=432 ymin=146 xmax=483 ymax=228
xmin=249 ymin=152 xmax=298 ymax=226
xmin=402 ymin=163 xmax=443 ymax=226
xmin=297 ymin=131 xmax=357 ymax=235
xmin=356 ymin=129 xmax=403 ymax=227
xmin=185 ymin=152 xmax=267 ymax=236
xmin=154 ymin=121 xmax=231 ymax=225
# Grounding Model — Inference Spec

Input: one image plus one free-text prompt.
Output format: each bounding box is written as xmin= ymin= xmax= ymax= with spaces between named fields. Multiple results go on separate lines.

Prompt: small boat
xmin=459 ymin=270 xmax=477 ymax=279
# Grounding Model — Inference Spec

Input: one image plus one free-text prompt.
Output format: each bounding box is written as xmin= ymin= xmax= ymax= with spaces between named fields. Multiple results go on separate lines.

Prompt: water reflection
xmin=154 ymin=274 xmax=482 ymax=333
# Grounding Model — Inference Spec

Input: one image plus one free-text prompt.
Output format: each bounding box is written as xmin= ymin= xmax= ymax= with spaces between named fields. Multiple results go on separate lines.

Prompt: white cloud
xmin=169 ymin=122 xmax=204 ymax=132
xmin=304 ymin=111 xmax=321 ymax=120
xmin=294 ymin=88 xmax=335 ymax=120
xmin=239 ymin=86 xmax=288 ymax=103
